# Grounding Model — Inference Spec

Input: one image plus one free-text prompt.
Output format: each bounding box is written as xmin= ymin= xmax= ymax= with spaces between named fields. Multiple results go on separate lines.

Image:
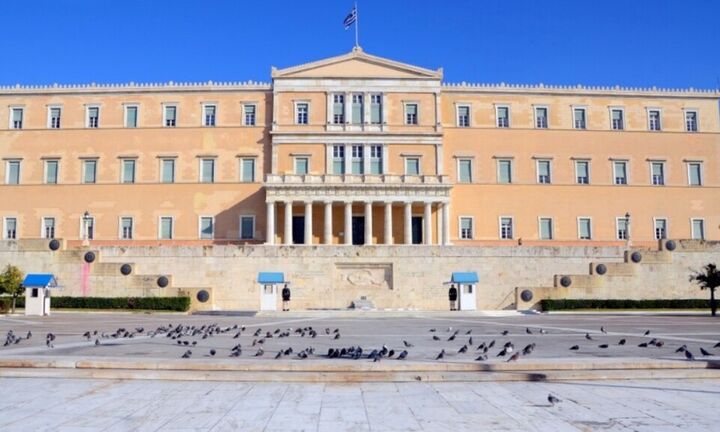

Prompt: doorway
xmin=292 ymin=216 xmax=305 ymax=244
xmin=260 ymin=284 xmax=277 ymax=311
xmin=411 ymin=216 xmax=423 ymax=244
xmin=352 ymin=216 xmax=365 ymax=245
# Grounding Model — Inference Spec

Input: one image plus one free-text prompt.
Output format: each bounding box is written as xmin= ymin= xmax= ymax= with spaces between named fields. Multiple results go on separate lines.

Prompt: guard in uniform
xmin=281 ymin=284 xmax=291 ymax=311
xmin=449 ymin=285 xmax=458 ymax=311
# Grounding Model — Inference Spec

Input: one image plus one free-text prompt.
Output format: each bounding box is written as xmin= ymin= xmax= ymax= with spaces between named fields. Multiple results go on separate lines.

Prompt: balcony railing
xmin=265 ymin=173 xmax=451 ymax=186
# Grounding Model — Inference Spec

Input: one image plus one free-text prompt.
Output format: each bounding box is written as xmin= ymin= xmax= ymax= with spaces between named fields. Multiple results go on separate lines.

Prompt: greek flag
xmin=343 ymin=7 xmax=357 ymax=29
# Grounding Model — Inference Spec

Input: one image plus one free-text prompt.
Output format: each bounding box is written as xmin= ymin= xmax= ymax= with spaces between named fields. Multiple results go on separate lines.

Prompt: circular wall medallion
xmin=83 ymin=251 xmax=96 ymax=263
xmin=520 ymin=289 xmax=533 ymax=302
xmin=665 ymin=240 xmax=677 ymax=251
xmin=631 ymin=252 xmax=642 ymax=263
xmin=595 ymin=264 xmax=607 ymax=275
xmin=560 ymin=276 xmax=572 ymax=287
xmin=157 ymin=276 xmax=169 ymax=288
xmin=196 ymin=290 xmax=210 ymax=303
xmin=120 ymin=264 xmax=132 ymax=276
xmin=48 ymin=239 xmax=60 ymax=251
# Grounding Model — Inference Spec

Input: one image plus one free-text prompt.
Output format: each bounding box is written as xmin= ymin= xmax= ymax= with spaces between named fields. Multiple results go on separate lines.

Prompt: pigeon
xmin=507 ymin=352 xmax=520 ymax=362
xmin=476 ymin=343 xmax=486 ymax=351
xmin=675 ymin=345 xmax=687 ymax=353
xmin=539 ymin=329 xmax=547 ymax=335
xmin=522 ymin=343 xmax=536 ymax=355
xmin=465 ymin=330 xmax=472 ymax=335
xmin=585 ymin=333 xmax=593 ymax=340
xmin=475 ymin=354 xmax=487 ymax=361
xmin=468 ymin=337 xmax=473 ymax=346
xmin=497 ymin=348 xmax=508 ymax=357
xmin=700 ymin=347 xmax=712 ymax=356
xmin=598 ymin=344 xmax=609 ymax=349
xmin=548 ymin=394 xmax=561 ymax=406
xmin=275 ymin=351 xmax=283 ymax=359
xmin=526 ymin=328 xmax=533 ymax=334
xmin=458 ymin=345 xmax=468 ymax=354
xmin=94 ymin=339 xmax=100 ymax=346
xmin=83 ymin=331 xmax=91 ymax=340
xmin=334 ymin=333 xmax=341 ymax=340
xmin=618 ymin=339 xmax=626 ymax=345
xmin=685 ymin=350 xmax=694 ymax=361
xmin=447 ymin=334 xmax=456 ymax=342
xmin=397 ymin=350 xmax=408 ymax=360
xmin=501 ymin=330 xmax=509 ymax=336
xmin=655 ymin=341 xmax=664 ymax=348
xmin=255 ymin=348 xmax=264 ymax=357
xmin=569 ymin=345 xmax=579 ymax=351
xmin=601 ymin=326 xmax=607 ymax=334
xmin=387 ymin=350 xmax=395 ymax=358
xmin=488 ymin=340 xmax=496 ymax=349
xmin=181 ymin=350 xmax=192 ymax=358
xmin=643 ymin=330 xmax=651 ymax=336
xmin=26 ymin=331 xmax=32 ymax=339
xmin=435 ymin=349 xmax=445 ymax=360
xmin=638 ymin=342 xmax=648 ymax=348
xmin=429 ymin=328 xmax=436 ymax=332
xmin=403 ymin=340 xmax=414 ymax=348
xmin=210 ymin=349 xmax=216 ymax=356
xmin=432 ymin=335 xmax=440 ymax=341
xmin=714 ymin=342 xmax=720 ymax=348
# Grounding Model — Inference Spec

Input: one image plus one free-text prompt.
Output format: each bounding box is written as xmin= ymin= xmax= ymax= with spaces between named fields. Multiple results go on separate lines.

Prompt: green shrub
xmin=46 ymin=296 xmax=190 ymax=311
xmin=540 ymin=299 xmax=710 ymax=311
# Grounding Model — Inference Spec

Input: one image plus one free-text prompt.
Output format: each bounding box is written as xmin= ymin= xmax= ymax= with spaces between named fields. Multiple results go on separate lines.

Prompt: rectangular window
xmin=296 ymin=103 xmax=308 ymax=124
xmin=458 ymin=159 xmax=472 ymax=183
xmin=497 ymin=159 xmax=512 ymax=184
xmin=369 ymin=145 xmax=383 ymax=174
xmin=10 ymin=108 xmax=23 ymax=129
xmin=82 ymin=217 xmax=95 ymax=240
xmin=578 ymin=218 xmax=592 ymax=240
xmin=370 ymin=94 xmax=382 ymax=124
xmin=617 ymin=217 xmax=629 ymax=240
xmin=405 ymin=103 xmax=418 ymax=125
xmin=122 ymin=159 xmax=136 ymax=183
xmin=203 ymin=104 xmax=216 ymax=127
xmin=350 ymin=145 xmax=364 ymax=174
xmin=611 ymin=108 xmax=624 ymax=130
xmin=496 ymin=106 xmax=510 ymax=128
xmin=648 ymin=109 xmax=661 ymax=131
xmin=240 ymin=216 xmax=255 ymax=239
xmin=332 ymin=145 xmax=345 ymax=174
xmin=201 ymin=158 xmax=215 ymax=183
xmin=691 ymin=219 xmax=705 ymax=240
xmin=613 ymin=161 xmax=628 ymax=185
xmin=539 ymin=218 xmax=553 ymax=240
xmin=500 ymin=217 xmax=513 ymax=239
xmin=575 ymin=160 xmax=590 ymax=184
xmin=87 ymin=106 xmax=100 ymax=128
xmin=164 ymin=105 xmax=177 ymax=127
xmin=573 ymin=108 xmax=586 ymax=129
xmin=5 ymin=160 xmax=20 ymax=184
xmin=651 ymin=162 xmax=665 ymax=185
xmin=83 ymin=160 xmax=97 ymax=184
xmin=457 ymin=105 xmax=470 ymax=127
xmin=294 ymin=157 xmax=309 ymax=175
xmin=42 ymin=217 xmax=55 ymax=239
xmin=120 ymin=217 xmax=133 ymax=240
xmin=241 ymin=158 xmax=255 ymax=182
xmin=537 ymin=160 xmax=551 ymax=184
xmin=405 ymin=158 xmax=420 ymax=175
xmin=125 ymin=106 xmax=138 ymax=128
xmin=4 ymin=217 xmax=17 ymax=239
xmin=159 ymin=217 xmax=173 ymax=240
xmin=351 ymin=94 xmax=363 ymax=124
xmin=654 ymin=218 xmax=667 ymax=240
xmin=333 ymin=94 xmax=345 ymax=124
xmin=161 ymin=159 xmax=175 ymax=183
xmin=535 ymin=107 xmax=548 ymax=129
xmin=243 ymin=104 xmax=256 ymax=126
xmin=685 ymin=110 xmax=698 ymax=132
xmin=688 ymin=162 xmax=702 ymax=186
xmin=49 ymin=107 xmax=62 ymax=129
xmin=199 ymin=217 xmax=214 ymax=239
xmin=45 ymin=160 xmax=59 ymax=184
xmin=459 ymin=217 xmax=473 ymax=239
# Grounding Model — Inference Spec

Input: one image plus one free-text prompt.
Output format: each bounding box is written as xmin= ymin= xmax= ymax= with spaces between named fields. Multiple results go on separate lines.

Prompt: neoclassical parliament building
xmin=1 ymin=48 xmax=718 ymax=311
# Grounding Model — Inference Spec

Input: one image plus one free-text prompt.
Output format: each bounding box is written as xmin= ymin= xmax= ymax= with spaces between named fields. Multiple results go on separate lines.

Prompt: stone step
xmin=128 ymin=274 xmax=173 ymax=289
xmin=589 ymin=262 xmax=637 ymax=276
xmin=624 ymin=250 xmax=672 ymax=264
xmin=174 ymin=287 xmax=214 ymax=312
xmin=553 ymin=274 xmax=603 ymax=289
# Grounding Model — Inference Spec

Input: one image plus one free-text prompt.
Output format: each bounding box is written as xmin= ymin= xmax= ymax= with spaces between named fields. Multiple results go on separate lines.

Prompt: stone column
xmin=404 ymin=202 xmax=412 ymax=244
xmin=284 ymin=201 xmax=292 ymax=245
xmin=424 ymin=202 xmax=432 ymax=245
xmin=265 ymin=202 xmax=275 ymax=245
xmin=344 ymin=201 xmax=353 ymax=245
xmin=304 ymin=202 xmax=313 ymax=245
xmin=364 ymin=201 xmax=373 ymax=245
xmin=442 ymin=202 xmax=451 ymax=245
xmin=324 ymin=201 xmax=333 ymax=245
xmin=384 ymin=202 xmax=393 ymax=245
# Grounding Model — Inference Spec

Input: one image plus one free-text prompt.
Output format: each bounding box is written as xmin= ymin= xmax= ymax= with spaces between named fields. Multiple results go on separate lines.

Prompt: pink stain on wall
xmin=81 ymin=262 xmax=90 ymax=297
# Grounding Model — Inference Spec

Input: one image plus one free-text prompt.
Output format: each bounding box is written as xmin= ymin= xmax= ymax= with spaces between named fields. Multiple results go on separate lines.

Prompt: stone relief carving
xmin=336 ymin=263 xmax=393 ymax=290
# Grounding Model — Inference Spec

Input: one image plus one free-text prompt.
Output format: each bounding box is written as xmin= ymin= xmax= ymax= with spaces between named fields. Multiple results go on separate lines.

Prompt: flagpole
xmin=354 ymin=1 xmax=359 ymax=48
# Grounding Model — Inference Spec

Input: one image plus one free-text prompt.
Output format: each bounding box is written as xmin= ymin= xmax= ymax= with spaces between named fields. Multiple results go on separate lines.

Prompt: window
xmin=243 ymin=104 xmax=256 ymax=126
xmin=87 ymin=106 xmax=100 ymax=128
xmin=296 ymin=103 xmax=308 ymax=124
xmin=45 ymin=160 xmax=59 ymax=184
xmin=405 ymin=158 xmax=420 ymax=175
xmin=10 ymin=107 xmax=23 ymax=129
xmin=241 ymin=158 xmax=255 ymax=182
xmin=539 ymin=218 xmax=553 ymax=240
xmin=370 ymin=94 xmax=382 ymax=124
xmin=534 ymin=106 xmax=548 ymax=129
xmin=648 ymin=109 xmax=661 ymax=131
xmin=164 ymin=105 xmax=177 ymax=127
xmin=48 ymin=107 xmax=62 ymax=129
xmin=42 ymin=217 xmax=55 ymax=239
xmin=120 ymin=217 xmax=133 ymax=240
xmin=497 ymin=159 xmax=512 ymax=184
xmin=537 ymin=160 xmax=551 ymax=184
xmin=351 ymin=94 xmax=363 ymax=124
xmin=500 ymin=217 xmax=513 ymax=239
xmin=83 ymin=160 xmax=97 ymax=184
xmin=332 ymin=145 xmax=345 ymax=174
xmin=161 ymin=159 xmax=175 ymax=183
xmin=333 ymin=94 xmax=345 ymax=124
xmin=691 ymin=219 xmax=705 ymax=240
xmin=350 ymin=145 xmax=364 ymax=174
xmin=610 ymin=108 xmax=624 ymax=130
xmin=613 ymin=161 xmax=628 ymax=185
xmin=459 ymin=217 xmax=473 ymax=239
xmin=405 ymin=103 xmax=418 ymax=125
xmin=688 ymin=162 xmax=702 ymax=186
xmin=5 ymin=160 xmax=20 ymax=184
xmin=685 ymin=110 xmax=698 ymax=132
xmin=654 ymin=218 xmax=667 ymax=240
xmin=121 ymin=159 xmax=136 ymax=183
xmin=369 ymin=145 xmax=383 ymax=174
xmin=651 ymin=162 xmax=665 ymax=185
xmin=575 ymin=160 xmax=590 ymax=184
xmin=82 ymin=216 xmax=95 ymax=240
xmin=159 ymin=217 xmax=173 ymax=239
xmin=578 ymin=218 xmax=592 ymax=240
xmin=573 ymin=107 xmax=586 ymax=129
xmin=458 ymin=159 xmax=472 ymax=183
xmin=199 ymin=217 xmax=214 ymax=239
xmin=457 ymin=105 xmax=470 ymax=127
xmin=203 ymin=104 xmax=216 ymax=127
xmin=125 ymin=105 xmax=138 ymax=128
xmin=200 ymin=158 xmax=215 ymax=183
xmin=240 ymin=215 xmax=255 ymax=239
xmin=496 ymin=106 xmax=510 ymax=128
xmin=616 ymin=217 xmax=629 ymax=240
xmin=294 ymin=157 xmax=309 ymax=175
xmin=4 ymin=217 xmax=17 ymax=239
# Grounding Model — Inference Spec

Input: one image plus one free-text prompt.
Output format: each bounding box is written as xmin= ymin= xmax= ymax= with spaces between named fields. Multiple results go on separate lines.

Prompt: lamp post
xmin=625 ymin=212 xmax=631 ymax=248
xmin=82 ymin=211 xmax=91 ymax=247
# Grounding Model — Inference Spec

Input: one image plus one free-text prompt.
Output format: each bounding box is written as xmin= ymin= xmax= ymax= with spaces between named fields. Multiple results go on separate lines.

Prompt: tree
xmin=690 ymin=263 xmax=720 ymax=317
xmin=0 ymin=265 xmax=24 ymax=314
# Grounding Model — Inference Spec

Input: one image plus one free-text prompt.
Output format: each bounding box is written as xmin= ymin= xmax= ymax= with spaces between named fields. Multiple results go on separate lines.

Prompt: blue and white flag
xmin=343 ymin=6 xmax=357 ymax=29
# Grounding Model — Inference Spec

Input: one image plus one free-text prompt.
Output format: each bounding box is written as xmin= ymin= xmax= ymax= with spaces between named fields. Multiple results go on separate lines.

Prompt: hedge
xmin=1 ymin=296 xmax=189 ymax=312
xmin=540 ymin=299 xmax=711 ymax=311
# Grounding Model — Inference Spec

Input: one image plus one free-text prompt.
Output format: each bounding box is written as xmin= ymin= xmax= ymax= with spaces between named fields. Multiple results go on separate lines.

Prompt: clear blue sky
xmin=2 ymin=0 xmax=719 ymax=89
